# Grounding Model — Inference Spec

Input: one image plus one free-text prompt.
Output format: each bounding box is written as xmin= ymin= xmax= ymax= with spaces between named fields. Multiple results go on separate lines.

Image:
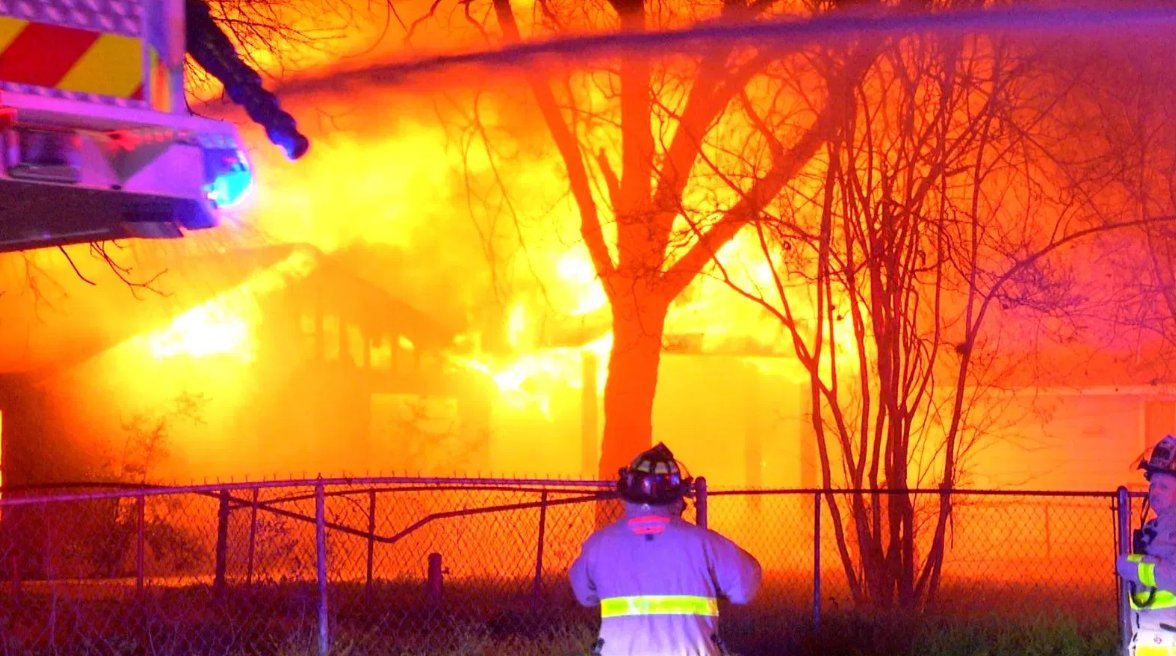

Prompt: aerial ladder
xmin=0 ymin=0 xmax=307 ymax=252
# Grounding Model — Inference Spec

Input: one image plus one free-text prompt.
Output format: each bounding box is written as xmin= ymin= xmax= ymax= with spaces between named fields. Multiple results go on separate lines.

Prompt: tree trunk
xmin=597 ymin=287 xmax=669 ymax=480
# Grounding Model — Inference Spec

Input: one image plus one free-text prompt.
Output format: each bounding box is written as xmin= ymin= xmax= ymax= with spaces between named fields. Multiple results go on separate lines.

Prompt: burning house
xmin=0 ymin=244 xmax=494 ymax=487
xmin=0 ymin=243 xmax=825 ymax=492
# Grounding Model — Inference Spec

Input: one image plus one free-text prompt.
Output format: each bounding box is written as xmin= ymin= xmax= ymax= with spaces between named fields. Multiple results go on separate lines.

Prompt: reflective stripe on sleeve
xmin=600 ymin=595 xmax=719 ymax=618
xmin=1141 ymin=561 xmax=1159 ymax=588
xmin=1131 ymin=588 xmax=1176 ymax=610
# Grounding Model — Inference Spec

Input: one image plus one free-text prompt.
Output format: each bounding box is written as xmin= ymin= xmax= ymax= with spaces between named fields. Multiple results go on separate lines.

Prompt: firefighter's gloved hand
xmin=1118 ymin=555 xmax=1142 ymax=583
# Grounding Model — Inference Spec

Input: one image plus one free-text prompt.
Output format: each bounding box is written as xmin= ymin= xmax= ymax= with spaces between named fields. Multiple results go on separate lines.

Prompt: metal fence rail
xmin=0 ymin=477 xmax=1136 ymax=655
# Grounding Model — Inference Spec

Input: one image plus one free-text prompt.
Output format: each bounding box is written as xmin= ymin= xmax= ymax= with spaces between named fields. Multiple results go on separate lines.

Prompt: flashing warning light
xmin=203 ymin=147 xmax=253 ymax=208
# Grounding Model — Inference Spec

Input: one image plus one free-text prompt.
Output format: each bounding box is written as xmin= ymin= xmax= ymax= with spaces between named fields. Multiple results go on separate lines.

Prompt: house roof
xmin=0 ymin=242 xmax=292 ymax=374
xmin=286 ymin=252 xmax=458 ymax=350
xmin=0 ymin=242 xmax=455 ymax=375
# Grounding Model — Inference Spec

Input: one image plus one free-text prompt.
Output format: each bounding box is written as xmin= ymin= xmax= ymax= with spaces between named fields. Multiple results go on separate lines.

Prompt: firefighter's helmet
xmin=1141 ymin=435 xmax=1176 ymax=480
xmin=616 ymin=442 xmax=692 ymax=505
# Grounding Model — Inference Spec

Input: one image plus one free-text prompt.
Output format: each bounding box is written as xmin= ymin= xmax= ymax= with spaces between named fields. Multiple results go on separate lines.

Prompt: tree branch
xmin=490 ymin=0 xmax=615 ymax=283
xmin=664 ymin=96 xmax=839 ymax=297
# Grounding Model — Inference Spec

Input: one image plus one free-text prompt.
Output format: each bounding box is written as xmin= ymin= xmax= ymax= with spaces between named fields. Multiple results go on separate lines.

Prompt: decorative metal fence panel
xmin=0 ymin=478 xmax=1135 ymax=655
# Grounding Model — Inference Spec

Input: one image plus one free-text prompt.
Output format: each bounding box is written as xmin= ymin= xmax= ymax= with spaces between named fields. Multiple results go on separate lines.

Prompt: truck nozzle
xmin=185 ymin=0 xmax=309 ymax=160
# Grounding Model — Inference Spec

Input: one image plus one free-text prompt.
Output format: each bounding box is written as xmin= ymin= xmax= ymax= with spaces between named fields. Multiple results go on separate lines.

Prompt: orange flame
xmin=452 ymin=247 xmax=613 ymax=419
xmin=148 ymin=309 xmax=253 ymax=361
xmin=137 ymin=249 xmax=318 ymax=362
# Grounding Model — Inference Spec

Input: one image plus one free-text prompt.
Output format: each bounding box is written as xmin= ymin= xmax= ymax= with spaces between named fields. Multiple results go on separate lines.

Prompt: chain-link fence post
xmin=366 ymin=490 xmax=377 ymax=592
xmin=246 ymin=488 xmax=258 ymax=586
xmin=695 ymin=477 xmax=707 ymax=529
xmin=427 ymin=552 xmax=443 ymax=606
xmin=214 ymin=489 xmax=230 ymax=594
xmin=813 ymin=491 xmax=821 ymax=629
xmin=315 ymin=478 xmax=330 ymax=656
xmin=135 ymin=495 xmax=145 ymax=596
xmin=1117 ymin=486 xmax=1131 ymax=656
xmin=532 ymin=490 xmax=548 ymax=602
xmin=42 ymin=502 xmax=56 ymax=646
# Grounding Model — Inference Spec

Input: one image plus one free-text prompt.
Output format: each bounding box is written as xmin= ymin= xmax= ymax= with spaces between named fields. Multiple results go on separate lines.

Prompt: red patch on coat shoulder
xmin=627 ymin=515 xmax=670 ymax=535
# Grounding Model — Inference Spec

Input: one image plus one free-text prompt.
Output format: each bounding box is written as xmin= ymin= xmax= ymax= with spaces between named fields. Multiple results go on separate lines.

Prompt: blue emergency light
xmin=203 ymin=147 xmax=252 ymax=208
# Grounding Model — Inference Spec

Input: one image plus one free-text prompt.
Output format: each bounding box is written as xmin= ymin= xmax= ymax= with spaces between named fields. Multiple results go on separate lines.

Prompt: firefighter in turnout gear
xmin=570 ymin=443 xmax=762 ymax=656
xmin=1118 ymin=435 xmax=1176 ymax=655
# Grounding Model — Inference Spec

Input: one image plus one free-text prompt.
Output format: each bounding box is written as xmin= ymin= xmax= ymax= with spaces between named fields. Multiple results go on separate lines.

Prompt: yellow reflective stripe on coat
xmin=1135 ymin=644 xmax=1176 ymax=656
xmin=1141 ymin=562 xmax=1159 ymax=588
xmin=1131 ymin=588 xmax=1176 ymax=610
xmin=600 ymin=595 xmax=719 ymax=618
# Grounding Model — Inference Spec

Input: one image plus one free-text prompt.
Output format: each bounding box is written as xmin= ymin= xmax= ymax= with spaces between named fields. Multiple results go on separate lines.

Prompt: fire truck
xmin=0 ymin=0 xmax=307 ymax=253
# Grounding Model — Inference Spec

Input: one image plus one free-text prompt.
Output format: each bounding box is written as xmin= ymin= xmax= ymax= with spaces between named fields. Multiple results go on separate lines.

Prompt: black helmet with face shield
xmin=616 ymin=442 xmax=693 ymax=505
xmin=1141 ymin=435 xmax=1176 ymax=480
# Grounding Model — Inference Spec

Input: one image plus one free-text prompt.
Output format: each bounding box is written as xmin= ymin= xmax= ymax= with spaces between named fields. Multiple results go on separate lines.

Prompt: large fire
xmin=58 ymin=45 xmax=878 ymax=485
xmin=0 ymin=3 xmax=1166 ymax=498
xmin=148 ymin=310 xmax=253 ymax=361
xmin=141 ymin=249 xmax=319 ymax=362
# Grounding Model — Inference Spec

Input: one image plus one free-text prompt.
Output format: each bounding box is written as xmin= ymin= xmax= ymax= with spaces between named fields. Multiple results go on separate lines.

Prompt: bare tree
xmin=713 ymin=25 xmax=1176 ymax=608
xmin=417 ymin=0 xmax=886 ymax=479
xmin=1080 ymin=44 xmax=1176 ymax=355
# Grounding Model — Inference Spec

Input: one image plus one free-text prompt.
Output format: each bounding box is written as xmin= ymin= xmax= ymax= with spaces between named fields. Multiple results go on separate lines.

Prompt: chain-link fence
xmin=709 ymin=488 xmax=1126 ymax=615
xmin=0 ymin=478 xmax=1137 ymax=655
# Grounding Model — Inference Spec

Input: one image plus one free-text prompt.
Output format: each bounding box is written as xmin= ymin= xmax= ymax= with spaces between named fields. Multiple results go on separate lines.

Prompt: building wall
xmin=653 ymin=354 xmax=814 ymax=490
xmin=6 ymin=345 xmax=1175 ymax=492
xmin=965 ymin=390 xmax=1176 ymax=491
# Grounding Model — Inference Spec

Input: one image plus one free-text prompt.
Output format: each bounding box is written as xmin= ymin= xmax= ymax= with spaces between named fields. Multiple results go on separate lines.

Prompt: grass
xmin=727 ymin=609 xmax=1119 ymax=656
xmin=0 ymin=578 xmax=1123 ymax=656
xmin=0 ymin=609 xmax=1122 ymax=656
